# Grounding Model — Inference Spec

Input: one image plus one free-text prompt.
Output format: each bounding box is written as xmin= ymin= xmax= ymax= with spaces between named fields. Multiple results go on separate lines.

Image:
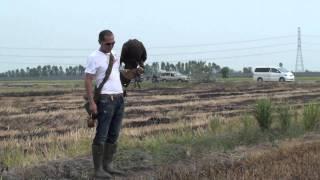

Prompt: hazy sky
xmin=1 ymin=0 xmax=319 ymax=72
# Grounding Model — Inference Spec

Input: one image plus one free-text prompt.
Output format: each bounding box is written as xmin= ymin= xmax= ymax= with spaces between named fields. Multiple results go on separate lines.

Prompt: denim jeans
xmin=93 ymin=95 xmax=124 ymax=145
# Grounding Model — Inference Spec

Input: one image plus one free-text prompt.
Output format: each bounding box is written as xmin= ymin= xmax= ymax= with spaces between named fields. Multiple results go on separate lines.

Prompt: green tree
xmin=59 ymin=66 xmax=64 ymax=75
xmin=161 ymin=62 xmax=165 ymax=70
xmin=78 ymin=65 xmax=85 ymax=75
xmin=20 ymin=69 xmax=26 ymax=77
xmin=243 ymin=67 xmax=252 ymax=74
xmin=26 ymin=67 xmax=30 ymax=77
xmin=37 ymin=66 xmax=42 ymax=77
xmin=52 ymin=66 xmax=59 ymax=76
xmin=151 ymin=62 xmax=159 ymax=74
xmin=220 ymin=67 xmax=230 ymax=78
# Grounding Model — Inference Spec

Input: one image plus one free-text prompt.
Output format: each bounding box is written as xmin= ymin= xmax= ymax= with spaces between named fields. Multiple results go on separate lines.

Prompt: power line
xmin=0 ymin=49 xmax=297 ymax=65
xmin=0 ymin=47 xmax=93 ymax=51
xmin=0 ymin=35 xmax=320 ymax=53
xmin=149 ymin=42 xmax=296 ymax=56
xmin=0 ymin=35 xmax=296 ymax=51
xmin=0 ymin=46 xmax=122 ymax=51
xmin=148 ymin=35 xmax=296 ymax=49
xmin=0 ymin=62 xmax=81 ymax=65
xmin=302 ymin=34 xmax=320 ymax=38
xmin=203 ymin=49 xmax=296 ymax=60
xmin=0 ymin=54 xmax=85 ymax=58
xmin=148 ymin=49 xmax=297 ymax=63
xmin=304 ymin=42 xmax=320 ymax=45
xmin=0 ymin=42 xmax=297 ymax=59
xmin=303 ymin=49 xmax=320 ymax=52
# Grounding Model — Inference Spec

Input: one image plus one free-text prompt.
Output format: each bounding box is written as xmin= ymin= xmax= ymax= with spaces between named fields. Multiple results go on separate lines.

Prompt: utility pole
xmin=295 ymin=27 xmax=304 ymax=72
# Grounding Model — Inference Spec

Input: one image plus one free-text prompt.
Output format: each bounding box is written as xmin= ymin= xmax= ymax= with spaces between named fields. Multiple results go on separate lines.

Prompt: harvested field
xmin=0 ymin=80 xmax=320 ymax=179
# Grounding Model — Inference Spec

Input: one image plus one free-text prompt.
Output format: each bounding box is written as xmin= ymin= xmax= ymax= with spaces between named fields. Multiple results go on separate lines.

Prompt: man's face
xmin=100 ymin=35 xmax=115 ymax=53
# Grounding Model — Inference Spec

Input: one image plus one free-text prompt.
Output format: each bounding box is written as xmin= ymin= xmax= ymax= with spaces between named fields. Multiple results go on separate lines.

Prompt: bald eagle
xmin=120 ymin=39 xmax=147 ymax=87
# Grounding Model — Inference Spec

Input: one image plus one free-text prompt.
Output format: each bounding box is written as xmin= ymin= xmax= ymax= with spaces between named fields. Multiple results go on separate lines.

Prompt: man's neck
xmin=99 ymin=48 xmax=111 ymax=54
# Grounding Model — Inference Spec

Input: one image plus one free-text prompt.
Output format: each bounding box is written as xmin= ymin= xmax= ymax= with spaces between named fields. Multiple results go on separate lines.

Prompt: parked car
xmin=253 ymin=67 xmax=295 ymax=82
xmin=158 ymin=71 xmax=190 ymax=82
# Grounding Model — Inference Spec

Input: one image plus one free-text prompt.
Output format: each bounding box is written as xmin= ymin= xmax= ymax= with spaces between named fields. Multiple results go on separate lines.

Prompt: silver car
xmin=159 ymin=72 xmax=190 ymax=82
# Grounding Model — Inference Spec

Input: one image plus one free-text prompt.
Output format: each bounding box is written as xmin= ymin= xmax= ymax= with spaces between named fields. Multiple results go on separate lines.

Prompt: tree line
xmin=0 ymin=61 xmax=252 ymax=79
xmin=0 ymin=65 xmax=85 ymax=78
xmin=144 ymin=61 xmax=221 ymax=75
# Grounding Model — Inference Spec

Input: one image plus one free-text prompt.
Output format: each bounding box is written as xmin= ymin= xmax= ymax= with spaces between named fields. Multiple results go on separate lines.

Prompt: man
xmin=84 ymin=30 xmax=124 ymax=178
xmin=133 ymin=75 xmax=142 ymax=89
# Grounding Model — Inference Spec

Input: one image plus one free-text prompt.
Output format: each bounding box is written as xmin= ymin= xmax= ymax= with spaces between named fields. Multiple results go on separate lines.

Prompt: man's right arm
xmin=85 ymin=73 xmax=97 ymax=114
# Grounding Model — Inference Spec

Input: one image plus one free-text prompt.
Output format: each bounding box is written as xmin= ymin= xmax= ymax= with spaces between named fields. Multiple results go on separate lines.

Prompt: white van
xmin=253 ymin=67 xmax=295 ymax=82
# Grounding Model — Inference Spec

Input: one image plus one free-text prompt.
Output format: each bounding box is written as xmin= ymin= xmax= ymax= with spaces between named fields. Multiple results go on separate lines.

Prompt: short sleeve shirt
xmin=85 ymin=50 xmax=123 ymax=94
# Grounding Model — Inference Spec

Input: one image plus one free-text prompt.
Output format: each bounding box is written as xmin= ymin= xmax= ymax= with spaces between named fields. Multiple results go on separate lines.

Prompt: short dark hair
xmin=98 ymin=30 xmax=113 ymax=43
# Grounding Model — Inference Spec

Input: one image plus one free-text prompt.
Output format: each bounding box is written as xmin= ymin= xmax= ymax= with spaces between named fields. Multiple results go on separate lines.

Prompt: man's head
xmin=98 ymin=30 xmax=115 ymax=53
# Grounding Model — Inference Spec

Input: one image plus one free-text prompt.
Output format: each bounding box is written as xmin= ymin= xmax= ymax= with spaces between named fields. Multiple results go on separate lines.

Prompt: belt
xmin=100 ymin=93 xmax=123 ymax=101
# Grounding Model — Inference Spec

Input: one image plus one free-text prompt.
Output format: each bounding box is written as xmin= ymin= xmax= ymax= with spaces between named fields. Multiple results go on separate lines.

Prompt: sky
xmin=0 ymin=0 xmax=319 ymax=73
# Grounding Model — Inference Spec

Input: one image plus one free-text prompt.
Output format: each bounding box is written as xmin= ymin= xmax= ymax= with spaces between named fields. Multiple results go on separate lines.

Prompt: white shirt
xmin=85 ymin=50 xmax=123 ymax=94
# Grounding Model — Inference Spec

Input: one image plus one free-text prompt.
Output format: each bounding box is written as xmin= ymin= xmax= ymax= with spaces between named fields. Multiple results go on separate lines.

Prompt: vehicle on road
xmin=253 ymin=67 xmax=295 ymax=82
xmin=158 ymin=71 xmax=190 ymax=82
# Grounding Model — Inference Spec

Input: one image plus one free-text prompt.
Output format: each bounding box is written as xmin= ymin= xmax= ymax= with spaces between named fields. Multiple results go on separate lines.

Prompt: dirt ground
xmin=3 ymin=134 xmax=320 ymax=179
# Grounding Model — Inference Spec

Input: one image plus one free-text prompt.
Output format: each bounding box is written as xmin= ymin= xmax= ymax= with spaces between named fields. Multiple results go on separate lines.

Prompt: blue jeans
xmin=93 ymin=95 xmax=124 ymax=145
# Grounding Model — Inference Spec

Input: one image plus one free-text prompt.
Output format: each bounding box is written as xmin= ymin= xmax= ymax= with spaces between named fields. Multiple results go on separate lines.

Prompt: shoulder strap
xmin=96 ymin=53 xmax=114 ymax=93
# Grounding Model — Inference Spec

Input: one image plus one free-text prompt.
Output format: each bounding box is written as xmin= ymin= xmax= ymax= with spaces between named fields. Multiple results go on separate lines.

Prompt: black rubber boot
xmin=92 ymin=144 xmax=112 ymax=179
xmin=103 ymin=143 xmax=125 ymax=175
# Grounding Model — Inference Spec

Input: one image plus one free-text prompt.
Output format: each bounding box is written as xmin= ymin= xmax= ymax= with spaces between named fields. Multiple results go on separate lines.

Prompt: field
xmin=1 ymin=78 xmax=320 ymax=179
